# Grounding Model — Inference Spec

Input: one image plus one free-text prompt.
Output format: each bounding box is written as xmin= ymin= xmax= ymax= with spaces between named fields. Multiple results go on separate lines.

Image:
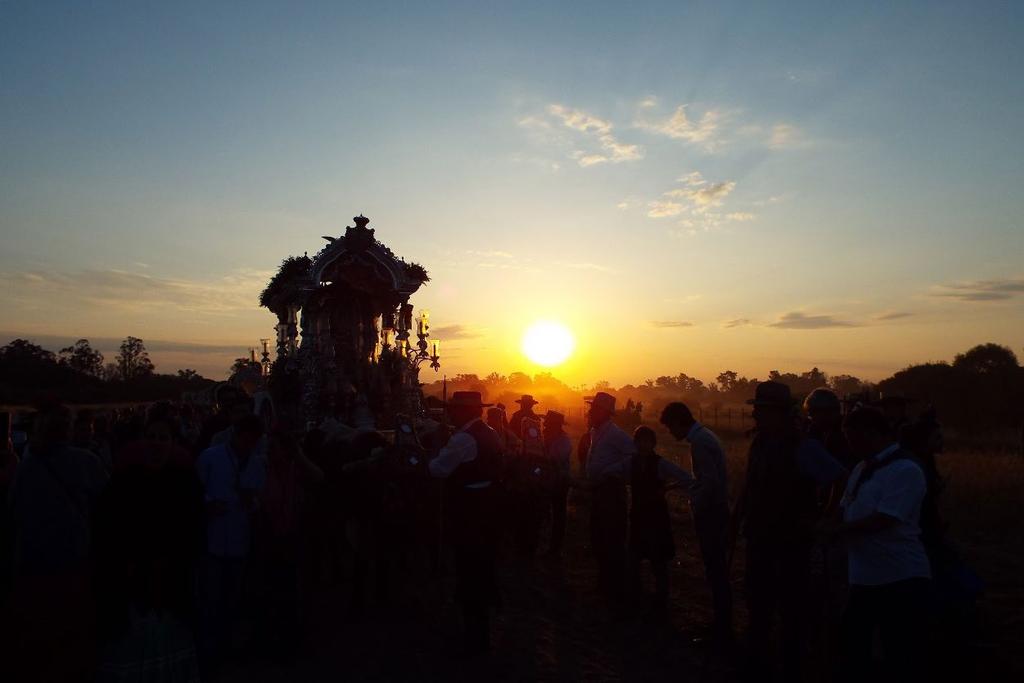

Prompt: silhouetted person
xmin=195 ymin=414 xmax=266 ymax=674
xmin=94 ymin=414 xmax=204 ymax=681
xmin=256 ymin=426 xmax=324 ymax=655
xmin=506 ymin=415 xmax=546 ymax=558
xmin=486 ymin=406 xmax=521 ymax=455
xmin=581 ymin=391 xmax=634 ymax=616
xmin=831 ymin=407 xmax=931 ymax=682
xmin=805 ymin=387 xmax=856 ymax=471
xmin=873 ymin=394 xmax=910 ymax=437
xmin=508 ymin=394 xmax=540 ymax=436
xmin=628 ymin=426 xmax=693 ymax=620
xmin=803 ymin=387 xmax=853 ymax=676
xmin=542 ymin=411 xmax=572 ymax=557
xmin=428 ymin=391 xmax=504 ymax=656
xmin=732 ymin=381 xmax=846 ymax=680
xmin=7 ymin=401 xmax=108 ymax=682
xmin=660 ymin=401 xmax=733 ymax=639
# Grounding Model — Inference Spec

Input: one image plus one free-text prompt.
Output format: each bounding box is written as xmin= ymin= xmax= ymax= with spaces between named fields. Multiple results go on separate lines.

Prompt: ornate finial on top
xmin=345 ymin=213 xmax=375 ymax=251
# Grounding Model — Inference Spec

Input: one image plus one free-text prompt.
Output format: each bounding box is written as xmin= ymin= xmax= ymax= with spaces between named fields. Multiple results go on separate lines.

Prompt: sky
xmin=2 ymin=1 xmax=1023 ymax=385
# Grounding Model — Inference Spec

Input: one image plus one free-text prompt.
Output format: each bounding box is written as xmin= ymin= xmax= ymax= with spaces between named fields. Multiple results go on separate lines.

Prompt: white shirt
xmin=428 ymin=419 xmax=491 ymax=488
xmin=585 ymin=420 xmax=636 ymax=481
xmin=196 ymin=442 xmax=267 ymax=558
xmin=841 ymin=444 xmax=931 ymax=586
xmin=685 ymin=422 xmax=729 ymax=514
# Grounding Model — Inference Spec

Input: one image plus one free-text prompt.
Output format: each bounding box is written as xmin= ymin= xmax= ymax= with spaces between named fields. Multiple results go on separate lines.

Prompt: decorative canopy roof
xmin=310 ymin=215 xmax=427 ymax=297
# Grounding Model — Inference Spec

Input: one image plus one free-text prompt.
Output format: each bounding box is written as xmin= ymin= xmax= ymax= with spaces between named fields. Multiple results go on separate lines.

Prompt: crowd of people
xmin=0 ymin=378 xmax=975 ymax=681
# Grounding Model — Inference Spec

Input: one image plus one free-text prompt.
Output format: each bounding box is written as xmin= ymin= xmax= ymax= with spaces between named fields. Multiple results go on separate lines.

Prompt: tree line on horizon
xmin=0 ymin=337 xmax=214 ymax=405
xmin=2 ymin=336 xmax=1020 ymax=440
xmin=423 ymin=343 xmax=1023 ymax=439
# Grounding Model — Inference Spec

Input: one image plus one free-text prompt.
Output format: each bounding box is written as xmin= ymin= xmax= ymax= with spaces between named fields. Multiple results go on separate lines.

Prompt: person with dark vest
xmin=831 ymin=407 xmax=932 ymax=682
xmin=579 ymin=391 xmax=635 ymax=616
xmin=428 ymin=391 xmax=504 ymax=656
xmin=508 ymin=394 xmax=540 ymax=436
xmin=628 ymin=426 xmax=693 ymax=620
xmin=660 ymin=401 xmax=733 ymax=640
xmin=731 ymin=381 xmax=846 ymax=680
xmin=542 ymin=411 xmax=572 ymax=558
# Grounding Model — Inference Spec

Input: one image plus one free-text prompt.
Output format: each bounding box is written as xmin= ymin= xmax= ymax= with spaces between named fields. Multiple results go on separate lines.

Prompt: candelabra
xmin=381 ymin=308 xmax=440 ymax=372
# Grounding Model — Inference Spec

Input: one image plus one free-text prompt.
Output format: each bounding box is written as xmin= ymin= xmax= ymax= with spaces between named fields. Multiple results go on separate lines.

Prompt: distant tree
xmin=58 ymin=338 xmax=104 ymax=377
xmin=829 ymin=374 xmax=867 ymax=398
xmin=0 ymin=338 xmax=56 ymax=366
xmin=953 ymin=343 xmax=1019 ymax=375
xmin=230 ymin=357 xmax=257 ymax=376
xmin=801 ymin=366 xmax=828 ymax=388
xmin=102 ymin=362 xmax=121 ymax=382
xmin=716 ymin=370 xmax=739 ymax=393
xmin=176 ymin=368 xmax=202 ymax=381
xmin=505 ymin=372 xmax=532 ymax=390
xmin=117 ymin=336 xmax=155 ymax=381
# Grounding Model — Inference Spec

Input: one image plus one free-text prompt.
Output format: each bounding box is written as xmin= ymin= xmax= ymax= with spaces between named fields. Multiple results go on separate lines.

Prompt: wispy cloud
xmin=0 ymin=332 xmax=245 ymax=355
xmin=723 ymin=318 xmax=752 ymax=328
xmin=767 ymin=123 xmax=808 ymax=150
xmin=546 ymin=104 xmax=643 ymax=167
xmin=647 ymin=200 xmax=685 ymax=218
xmin=465 ymin=249 xmax=515 ymax=260
xmin=0 ymin=268 xmax=269 ymax=315
xmin=933 ymin=277 xmax=1024 ymax=302
xmin=432 ymin=324 xmax=484 ymax=340
xmin=768 ymin=311 xmax=859 ymax=329
xmin=875 ymin=311 xmax=913 ymax=321
xmin=726 ymin=212 xmax=756 ymax=222
xmin=648 ymin=172 xmax=738 ymax=227
xmin=649 ymin=320 xmax=694 ymax=328
xmin=558 ymin=261 xmax=618 ymax=274
xmin=635 ymin=104 xmax=724 ymax=151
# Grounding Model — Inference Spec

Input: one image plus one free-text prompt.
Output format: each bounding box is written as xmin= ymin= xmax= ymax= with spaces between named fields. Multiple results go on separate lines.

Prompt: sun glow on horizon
xmin=521 ymin=320 xmax=576 ymax=367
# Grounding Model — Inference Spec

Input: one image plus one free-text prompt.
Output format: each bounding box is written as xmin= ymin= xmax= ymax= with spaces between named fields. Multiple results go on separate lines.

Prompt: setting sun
xmin=521 ymin=320 xmax=575 ymax=367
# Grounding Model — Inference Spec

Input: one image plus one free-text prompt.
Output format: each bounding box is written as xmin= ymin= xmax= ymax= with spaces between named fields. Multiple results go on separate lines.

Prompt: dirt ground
xmin=220 ymin=430 xmax=1022 ymax=682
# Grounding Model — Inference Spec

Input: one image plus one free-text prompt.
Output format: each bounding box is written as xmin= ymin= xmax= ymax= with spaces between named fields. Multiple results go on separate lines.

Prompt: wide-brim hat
xmin=515 ymin=394 xmax=539 ymax=406
xmin=543 ymin=410 xmax=566 ymax=427
xmin=447 ymin=391 xmax=493 ymax=408
xmin=747 ymin=381 xmax=793 ymax=407
xmin=586 ymin=391 xmax=616 ymax=411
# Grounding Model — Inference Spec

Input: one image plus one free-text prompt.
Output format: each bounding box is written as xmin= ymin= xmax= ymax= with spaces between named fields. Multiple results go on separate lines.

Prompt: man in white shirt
xmin=428 ymin=391 xmax=504 ymax=656
xmin=661 ymin=401 xmax=733 ymax=640
xmin=582 ymin=392 xmax=635 ymax=614
xmin=195 ymin=413 xmax=266 ymax=671
xmin=832 ymin=407 xmax=931 ymax=681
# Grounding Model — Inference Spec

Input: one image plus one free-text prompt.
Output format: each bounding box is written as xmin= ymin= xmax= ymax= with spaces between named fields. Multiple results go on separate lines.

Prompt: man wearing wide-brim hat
xmin=542 ymin=410 xmax=572 ymax=557
xmin=509 ymin=394 xmax=540 ymax=438
xmin=579 ymin=391 xmax=635 ymax=614
xmin=732 ymin=381 xmax=847 ymax=678
xmin=427 ymin=391 xmax=504 ymax=656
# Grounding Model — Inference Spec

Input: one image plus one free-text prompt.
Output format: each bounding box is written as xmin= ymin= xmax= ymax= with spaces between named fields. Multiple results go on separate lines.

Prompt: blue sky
xmin=2 ymin=1 xmax=1022 ymax=382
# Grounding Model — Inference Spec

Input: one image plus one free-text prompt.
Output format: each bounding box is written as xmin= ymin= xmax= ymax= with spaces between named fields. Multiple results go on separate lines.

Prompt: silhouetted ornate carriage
xmin=259 ymin=215 xmax=439 ymax=429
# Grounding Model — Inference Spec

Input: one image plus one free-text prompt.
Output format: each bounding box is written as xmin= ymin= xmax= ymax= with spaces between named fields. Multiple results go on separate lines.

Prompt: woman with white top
xmin=831 ymin=407 xmax=931 ymax=682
